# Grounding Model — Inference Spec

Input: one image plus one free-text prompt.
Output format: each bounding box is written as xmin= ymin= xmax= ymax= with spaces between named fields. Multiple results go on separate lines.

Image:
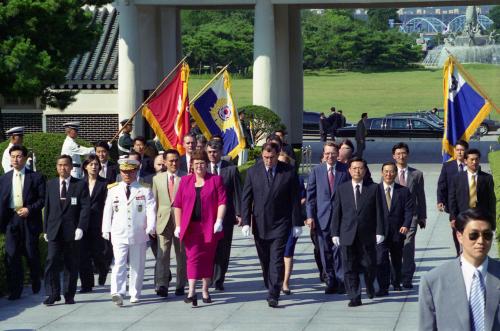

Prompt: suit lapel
xmin=61 ymin=178 xmax=77 ymax=213
xmin=390 ymin=186 xmax=399 ymax=213
xmin=447 ymin=259 xmax=471 ymax=330
xmin=406 ymin=168 xmax=415 ymax=189
xmin=356 ymin=183 xmax=369 ymax=214
xmin=22 ymin=171 xmax=31 ymax=202
xmin=485 ymin=259 xmax=500 ymax=331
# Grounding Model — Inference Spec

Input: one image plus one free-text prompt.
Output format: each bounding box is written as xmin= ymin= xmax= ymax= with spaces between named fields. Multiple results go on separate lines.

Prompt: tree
xmin=367 ymin=8 xmax=399 ymax=31
xmin=489 ymin=6 xmax=500 ymax=30
xmin=0 ymin=1 xmax=106 ymax=108
xmin=238 ymin=105 xmax=285 ymax=144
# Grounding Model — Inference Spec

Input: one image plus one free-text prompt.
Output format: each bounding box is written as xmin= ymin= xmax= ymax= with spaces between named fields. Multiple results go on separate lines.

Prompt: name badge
xmin=137 ymin=205 xmax=143 ymax=213
xmin=71 ymin=197 xmax=77 ymax=205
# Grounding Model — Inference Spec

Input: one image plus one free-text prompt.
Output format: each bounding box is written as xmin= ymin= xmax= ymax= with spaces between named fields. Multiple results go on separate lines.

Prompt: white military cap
xmin=63 ymin=121 xmax=80 ymax=129
xmin=5 ymin=126 xmax=25 ymax=136
xmin=118 ymin=158 xmax=140 ymax=171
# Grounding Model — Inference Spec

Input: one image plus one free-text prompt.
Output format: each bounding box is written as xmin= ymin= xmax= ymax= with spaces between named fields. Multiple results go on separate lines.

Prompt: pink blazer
xmin=173 ymin=173 xmax=226 ymax=243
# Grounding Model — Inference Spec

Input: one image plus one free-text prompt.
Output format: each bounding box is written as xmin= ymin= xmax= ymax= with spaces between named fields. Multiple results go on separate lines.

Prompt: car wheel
xmin=478 ymin=124 xmax=488 ymax=135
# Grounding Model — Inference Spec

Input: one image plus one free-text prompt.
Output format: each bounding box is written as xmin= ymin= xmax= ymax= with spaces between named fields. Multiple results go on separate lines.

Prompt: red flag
xmin=142 ymin=63 xmax=190 ymax=154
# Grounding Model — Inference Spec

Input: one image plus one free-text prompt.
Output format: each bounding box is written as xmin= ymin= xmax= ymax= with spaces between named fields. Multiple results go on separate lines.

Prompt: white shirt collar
xmin=383 ymin=182 xmax=394 ymax=191
xmin=211 ymin=161 xmax=222 ymax=171
xmin=460 ymin=256 xmax=488 ymax=300
xmin=59 ymin=176 xmax=71 ymax=186
xmin=167 ymin=170 xmax=178 ymax=178
xmin=467 ymin=169 xmax=478 ymax=176
xmin=13 ymin=167 xmax=26 ymax=176
xmin=326 ymin=162 xmax=336 ymax=172
xmin=351 ymin=180 xmax=362 ymax=193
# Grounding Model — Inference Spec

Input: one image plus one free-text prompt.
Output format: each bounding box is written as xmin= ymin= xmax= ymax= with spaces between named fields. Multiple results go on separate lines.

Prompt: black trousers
xmin=309 ymin=226 xmax=324 ymax=281
xmin=341 ymin=237 xmax=376 ymax=301
xmin=376 ymin=240 xmax=404 ymax=291
xmin=451 ymin=227 xmax=461 ymax=256
xmin=213 ymin=224 xmax=234 ymax=287
xmin=356 ymin=139 xmax=366 ymax=158
xmin=317 ymin=227 xmax=344 ymax=289
xmin=44 ymin=238 xmax=79 ymax=299
xmin=79 ymin=228 xmax=108 ymax=289
xmin=4 ymin=213 xmax=41 ymax=296
xmin=254 ymin=235 xmax=287 ymax=300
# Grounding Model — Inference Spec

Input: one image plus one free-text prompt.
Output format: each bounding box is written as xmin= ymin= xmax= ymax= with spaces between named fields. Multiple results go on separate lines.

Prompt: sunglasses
xmin=468 ymin=231 xmax=494 ymax=241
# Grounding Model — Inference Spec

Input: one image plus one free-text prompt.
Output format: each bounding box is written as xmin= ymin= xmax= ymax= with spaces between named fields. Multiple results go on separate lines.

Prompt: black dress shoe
xmin=267 ymin=298 xmax=279 ymax=308
xmin=324 ymin=287 xmax=336 ymax=294
xmin=79 ymin=287 xmax=92 ymax=293
xmin=348 ymin=299 xmax=362 ymax=307
xmin=98 ymin=273 xmax=107 ymax=286
xmin=375 ymin=289 xmax=389 ymax=297
xmin=65 ymin=297 xmax=75 ymax=304
xmin=337 ymin=286 xmax=346 ymax=295
xmin=43 ymin=295 xmax=61 ymax=306
xmin=214 ymin=284 xmax=225 ymax=291
xmin=402 ymin=282 xmax=413 ymax=289
xmin=32 ymin=280 xmax=41 ymax=294
xmin=175 ymin=288 xmax=185 ymax=296
xmin=393 ymin=285 xmax=402 ymax=291
xmin=202 ymin=294 xmax=212 ymax=304
xmin=156 ymin=286 xmax=168 ymax=297
xmin=366 ymin=286 xmax=375 ymax=299
xmin=184 ymin=294 xmax=197 ymax=307
xmin=282 ymin=288 xmax=292 ymax=295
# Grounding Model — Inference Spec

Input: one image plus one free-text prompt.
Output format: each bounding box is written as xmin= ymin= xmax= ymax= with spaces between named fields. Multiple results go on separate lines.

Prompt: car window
xmin=411 ymin=119 xmax=430 ymax=129
xmin=391 ymin=119 xmax=408 ymax=129
xmin=371 ymin=119 xmax=383 ymax=129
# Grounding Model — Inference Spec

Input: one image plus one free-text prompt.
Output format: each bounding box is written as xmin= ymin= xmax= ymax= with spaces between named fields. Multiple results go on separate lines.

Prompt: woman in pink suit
xmin=173 ymin=150 xmax=226 ymax=307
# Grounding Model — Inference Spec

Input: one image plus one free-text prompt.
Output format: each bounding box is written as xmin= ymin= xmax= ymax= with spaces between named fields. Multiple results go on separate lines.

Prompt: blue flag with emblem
xmin=190 ymin=70 xmax=246 ymax=159
xmin=442 ymin=56 xmax=496 ymax=162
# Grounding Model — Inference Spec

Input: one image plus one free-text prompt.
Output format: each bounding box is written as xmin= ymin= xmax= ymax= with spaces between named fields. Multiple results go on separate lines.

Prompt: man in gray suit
xmin=152 ymin=149 xmax=187 ymax=297
xmin=419 ymin=208 xmax=500 ymax=331
xmin=393 ymin=142 xmax=426 ymax=289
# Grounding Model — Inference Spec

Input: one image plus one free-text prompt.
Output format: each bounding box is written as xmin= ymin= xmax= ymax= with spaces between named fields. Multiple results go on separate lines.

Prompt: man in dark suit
xmin=449 ymin=148 xmax=496 ymax=231
xmin=43 ymin=155 xmax=90 ymax=305
xmin=274 ymin=130 xmax=295 ymax=160
xmin=96 ymin=140 xmax=118 ymax=184
xmin=132 ymin=136 xmax=154 ymax=178
xmin=376 ymin=162 xmax=414 ymax=297
xmin=327 ymin=107 xmax=340 ymax=141
xmin=306 ymin=142 xmax=349 ymax=294
xmin=355 ymin=113 xmax=368 ymax=158
xmin=0 ymin=145 xmax=45 ymax=300
xmin=393 ymin=142 xmax=426 ymax=289
xmin=206 ymin=140 xmax=242 ymax=291
xmin=331 ymin=157 xmax=384 ymax=307
xmin=241 ymin=142 xmax=302 ymax=307
xmin=436 ymin=139 xmax=468 ymax=255
xmin=179 ymin=133 xmax=196 ymax=173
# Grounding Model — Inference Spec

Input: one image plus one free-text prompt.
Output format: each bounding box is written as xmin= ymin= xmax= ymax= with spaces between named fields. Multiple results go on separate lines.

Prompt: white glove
xmin=102 ymin=232 xmax=110 ymax=241
xmin=174 ymin=226 xmax=181 ymax=238
xmin=213 ymin=219 xmax=223 ymax=234
xmin=332 ymin=236 xmax=340 ymax=246
xmin=376 ymin=235 xmax=385 ymax=244
xmin=43 ymin=234 xmax=48 ymax=242
xmin=74 ymin=228 xmax=83 ymax=241
xmin=242 ymin=225 xmax=250 ymax=237
xmin=293 ymin=226 xmax=302 ymax=238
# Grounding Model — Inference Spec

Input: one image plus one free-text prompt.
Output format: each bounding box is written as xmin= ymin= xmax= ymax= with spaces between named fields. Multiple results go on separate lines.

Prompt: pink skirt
xmin=183 ymin=221 xmax=218 ymax=279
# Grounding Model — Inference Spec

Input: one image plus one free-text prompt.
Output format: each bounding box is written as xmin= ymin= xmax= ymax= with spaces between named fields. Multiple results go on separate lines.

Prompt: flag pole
xmin=189 ymin=63 xmax=231 ymax=105
xmin=444 ymin=51 xmax=499 ymax=113
xmin=110 ymin=53 xmax=191 ymax=143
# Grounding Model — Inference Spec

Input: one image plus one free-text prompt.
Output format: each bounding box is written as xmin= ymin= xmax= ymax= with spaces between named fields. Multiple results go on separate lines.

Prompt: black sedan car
xmin=434 ymin=108 xmax=499 ymax=135
xmin=336 ymin=116 xmax=444 ymax=139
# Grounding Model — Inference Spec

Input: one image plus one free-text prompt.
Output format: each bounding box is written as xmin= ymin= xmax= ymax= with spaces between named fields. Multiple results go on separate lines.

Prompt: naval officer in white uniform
xmin=60 ymin=122 xmax=95 ymax=179
xmin=102 ymin=158 xmax=156 ymax=306
xmin=2 ymin=127 xmax=25 ymax=173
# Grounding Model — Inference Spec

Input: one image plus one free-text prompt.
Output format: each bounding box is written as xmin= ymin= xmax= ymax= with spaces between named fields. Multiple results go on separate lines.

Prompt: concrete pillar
xmin=160 ymin=7 xmax=181 ymax=75
xmin=274 ymin=5 xmax=291 ymax=135
xmin=138 ymin=6 xmax=160 ymax=90
xmin=288 ymin=6 xmax=303 ymax=146
xmin=117 ymin=0 xmax=142 ymax=135
xmin=253 ymin=0 xmax=277 ymax=112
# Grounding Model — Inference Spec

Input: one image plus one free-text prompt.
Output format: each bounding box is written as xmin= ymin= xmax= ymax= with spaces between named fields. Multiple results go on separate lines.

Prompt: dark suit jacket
xmin=210 ymin=160 xmax=242 ymax=227
xmin=437 ymin=160 xmax=462 ymax=213
xmin=104 ymin=160 xmax=118 ymax=184
xmin=140 ymin=156 xmax=155 ymax=178
xmin=449 ymin=170 xmax=496 ymax=227
xmin=85 ymin=176 xmax=107 ymax=232
xmin=306 ymin=162 xmax=349 ymax=231
xmin=331 ymin=181 xmax=384 ymax=246
xmin=379 ymin=183 xmax=414 ymax=242
xmin=0 ymin=169 xmax=46 ymax=234
xmin=395 ymin=166 xmax=426 ymax=220
xmin=44 ymin=177 xmax=90 ymax=241
xmin=241 ymin=160 xmax=302 ymax=240
xmin=355 ymin=119 xmax=367 ymax=142
xmin=179 ymin=155 xmax=188 ymax=173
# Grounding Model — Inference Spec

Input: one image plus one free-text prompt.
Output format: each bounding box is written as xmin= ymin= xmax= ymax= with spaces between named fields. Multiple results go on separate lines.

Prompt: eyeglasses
xmin=468 ymin=231 xmax=494 ymax=241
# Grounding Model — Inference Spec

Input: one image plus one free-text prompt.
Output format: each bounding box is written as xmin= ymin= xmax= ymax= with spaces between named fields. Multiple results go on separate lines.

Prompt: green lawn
xmin=188 ymin=64 xmax=500 ymax=123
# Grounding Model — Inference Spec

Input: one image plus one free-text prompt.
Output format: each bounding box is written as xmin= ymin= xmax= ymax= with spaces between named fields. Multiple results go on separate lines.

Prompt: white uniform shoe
xmin=130 ymin=296 xmax=140 ymax=303
xmin=112 ymin=293 xmax=123 ymax=306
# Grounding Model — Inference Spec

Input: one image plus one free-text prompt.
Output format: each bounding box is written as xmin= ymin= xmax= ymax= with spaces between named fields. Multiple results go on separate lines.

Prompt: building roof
xmin=62 ymin=7 xmax=118 ymax=89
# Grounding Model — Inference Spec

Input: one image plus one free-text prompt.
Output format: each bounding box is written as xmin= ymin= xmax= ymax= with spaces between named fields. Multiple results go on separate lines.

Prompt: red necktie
xmin=399 ymin=169 xmax=406 ymax=187
xmin=328 ymin=167 xmax=335 ymax=193
xmin=168 ymin=175 xmax=175 ymax=202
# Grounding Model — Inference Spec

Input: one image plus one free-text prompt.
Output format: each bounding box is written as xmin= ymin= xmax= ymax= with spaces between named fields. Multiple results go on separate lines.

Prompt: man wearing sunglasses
xmin=419 ymin=208 xmax=500 ymax=331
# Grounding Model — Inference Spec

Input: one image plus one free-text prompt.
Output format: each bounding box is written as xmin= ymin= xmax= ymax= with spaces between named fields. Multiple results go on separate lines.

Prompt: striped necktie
xmin=469 ymin=270 xmax=485 ymax=331
xmin=469 ymin=174 xmax=477 ymax=208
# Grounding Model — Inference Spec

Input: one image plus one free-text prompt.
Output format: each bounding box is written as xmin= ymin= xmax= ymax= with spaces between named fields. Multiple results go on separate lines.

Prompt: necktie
xmin=459 ymin=163 xmax=464 ymax=172
xmin=469 ymin=270 xmax=485 ymax=331
xmin=61 ymin=180 xmax=67 ymax=200
xmin=266 ymin=168 xmax=273 ymax=185
xmin=14 ymin=172 xmax=23 ymax=210
xmin=99 ymin=164 xmax=106 ymax=178
xmin=168 ymin=175 xmax=175 ymax=202
xmin=469 ymin=174 xmax=477 ymax=208
xmin=386 ymin=187 xmax=391 ymax=210
xmin=328 ymin=167 xmax=335 ymax=193
xmin=213 ymin=164 xmax=218 ymax=175
xmin=399 ymin=169 xmax=406 ymax=186
xmin=126 ymin=185 xmax=131 ymax=200
xmin=355 ymin=184 xmax=361 ymax=210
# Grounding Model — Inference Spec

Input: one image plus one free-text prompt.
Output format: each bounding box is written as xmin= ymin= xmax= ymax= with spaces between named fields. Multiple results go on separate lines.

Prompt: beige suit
xmin=152 ymin=171 xmax=187 ymax=290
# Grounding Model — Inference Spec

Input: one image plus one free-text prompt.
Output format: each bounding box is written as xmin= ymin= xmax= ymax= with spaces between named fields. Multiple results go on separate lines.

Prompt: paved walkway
xmin=0 ymin=162 xmax=497 ymax=331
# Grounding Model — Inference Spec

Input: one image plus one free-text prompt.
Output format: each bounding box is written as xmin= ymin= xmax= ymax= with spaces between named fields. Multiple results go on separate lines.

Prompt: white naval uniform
xmin=102 ymin=181 xmax=156 ymax=299
xmin=2 ymin=142 xmax=14 ymax=173
xmin=61 ymin=136 xmax=95 ymax=178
